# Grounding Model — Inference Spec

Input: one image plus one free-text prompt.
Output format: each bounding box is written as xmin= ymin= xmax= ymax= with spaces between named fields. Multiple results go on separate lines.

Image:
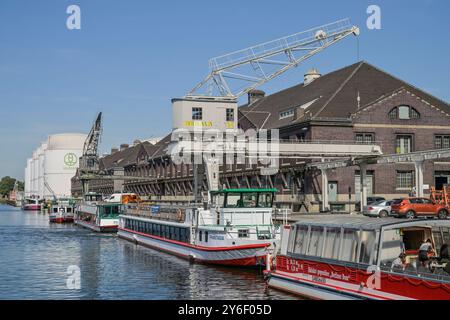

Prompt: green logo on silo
xmin=64 ymin=153 xmax=77 ymax=167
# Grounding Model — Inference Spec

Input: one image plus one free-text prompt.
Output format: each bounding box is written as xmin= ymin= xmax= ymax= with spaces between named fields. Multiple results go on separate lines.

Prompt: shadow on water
xmin=0 ymin=205 xmax=298 ymax=300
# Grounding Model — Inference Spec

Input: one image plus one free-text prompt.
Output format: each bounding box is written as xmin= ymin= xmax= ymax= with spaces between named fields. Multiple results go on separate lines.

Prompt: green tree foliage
xmin=0 ymin=176 xmax=17 ymax=197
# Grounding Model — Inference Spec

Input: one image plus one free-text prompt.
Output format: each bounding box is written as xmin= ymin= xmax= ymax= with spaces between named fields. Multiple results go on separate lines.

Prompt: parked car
xmin=390 ymin=197 xmax=449 ymax=219
xmin=355 ymin=196 xmax=386 ymax=212
xmin=363 ymin=200 xmax=393 ymax=218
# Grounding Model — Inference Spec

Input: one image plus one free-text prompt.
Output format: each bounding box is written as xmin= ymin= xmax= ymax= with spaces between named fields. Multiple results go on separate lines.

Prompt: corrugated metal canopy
xmin=292 ymin=215 xmax=450 ymax=230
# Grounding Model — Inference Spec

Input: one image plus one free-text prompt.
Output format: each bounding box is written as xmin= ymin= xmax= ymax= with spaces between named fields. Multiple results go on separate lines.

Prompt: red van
xmin=390 ymin=197 xmax=448 ymax=219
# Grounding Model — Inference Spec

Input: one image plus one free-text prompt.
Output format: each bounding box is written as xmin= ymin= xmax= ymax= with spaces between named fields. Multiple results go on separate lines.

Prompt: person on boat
xmin=418 ymin=238 xmax=434 ymax=268
xmin=391 ymin=252 xmax=407 ymax=271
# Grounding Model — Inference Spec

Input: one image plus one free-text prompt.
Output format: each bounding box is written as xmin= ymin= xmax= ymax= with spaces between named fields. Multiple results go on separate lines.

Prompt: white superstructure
xmin=24 ymin=133 xmax=87 ymax=199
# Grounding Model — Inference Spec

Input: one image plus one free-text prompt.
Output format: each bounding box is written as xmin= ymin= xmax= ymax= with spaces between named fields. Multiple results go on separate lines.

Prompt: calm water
xmin=0 ymin=204 xmax=297 ymax=300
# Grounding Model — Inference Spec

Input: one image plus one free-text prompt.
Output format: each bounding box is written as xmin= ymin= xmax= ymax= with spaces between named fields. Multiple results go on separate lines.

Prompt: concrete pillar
xmin=359 ymin=163 xmax=368 ymax=211
xmin=321 ymin=168 xmax=329 ymax=212
xmin=414 ymin=160 xmax=424 ymax=197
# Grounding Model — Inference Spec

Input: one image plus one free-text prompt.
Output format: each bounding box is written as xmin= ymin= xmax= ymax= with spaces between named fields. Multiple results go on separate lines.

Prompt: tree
xmin=0 ymin=176 xmax=17 ymax=197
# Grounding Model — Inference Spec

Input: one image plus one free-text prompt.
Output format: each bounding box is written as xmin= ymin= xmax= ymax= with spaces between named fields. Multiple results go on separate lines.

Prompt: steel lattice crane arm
xmin=79 ymin=112 xmax=102 ymax=174
xmin=188 ymin=18 xmax=359 ymax=99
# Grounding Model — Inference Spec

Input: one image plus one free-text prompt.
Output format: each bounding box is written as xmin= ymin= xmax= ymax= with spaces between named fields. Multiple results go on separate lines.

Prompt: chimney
xmin=247 ymin=89 xmax=265 ymax=105
xmin=111 ymin=148 xmax=119 ymax=154
xmin=120 ymin=144 xmax=129 ymax=151
xmin=304 ymin=68 xmax=321 ymax=86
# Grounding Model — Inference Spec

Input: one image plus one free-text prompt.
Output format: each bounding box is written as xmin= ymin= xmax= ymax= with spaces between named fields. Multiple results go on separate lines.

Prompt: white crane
xmin=188 ymin=18 xmax=359 ymax=98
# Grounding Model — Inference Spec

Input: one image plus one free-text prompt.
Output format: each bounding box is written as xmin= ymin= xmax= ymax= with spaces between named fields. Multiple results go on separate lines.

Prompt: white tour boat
xmin=118 ymin=188 xmax=280 ymax=267
xmin=74 ymin=192 xmax=123 ymax=232
xmin=49 ymin=198 xmax=76 ymax=223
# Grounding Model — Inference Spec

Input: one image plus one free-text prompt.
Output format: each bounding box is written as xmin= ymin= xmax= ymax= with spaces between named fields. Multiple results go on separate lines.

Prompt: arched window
xmin=388 ymin=105 xmax=420 ymax=120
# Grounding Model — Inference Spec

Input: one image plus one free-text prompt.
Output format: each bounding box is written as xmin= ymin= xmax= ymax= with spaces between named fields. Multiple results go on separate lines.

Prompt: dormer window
xmin=279 ymin=108 xmax=294 ymax=120
xmin=388 ymin=105 xmax=420 ymax=120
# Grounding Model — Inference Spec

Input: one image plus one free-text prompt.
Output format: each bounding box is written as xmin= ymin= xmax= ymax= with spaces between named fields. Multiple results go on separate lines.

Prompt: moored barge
xmin=267 ymin=216 xmax=450 ymax=300
xmin=118 ymin=188 xmax=280 ymax=267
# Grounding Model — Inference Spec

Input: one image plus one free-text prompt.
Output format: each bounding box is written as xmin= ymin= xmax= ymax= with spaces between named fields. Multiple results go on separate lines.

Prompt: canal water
xmin=0 ymin=205 xmax=297 ymax=300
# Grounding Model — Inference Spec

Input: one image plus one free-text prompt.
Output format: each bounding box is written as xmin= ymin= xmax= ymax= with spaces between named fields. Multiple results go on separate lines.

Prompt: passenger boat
xmin=118 ymin=188 xmax=280 ymax=267
xmin=266 ymin=216 xmax=450 ymax=300
xmin=74 ymin=193 xmax=123 ymax=232
xmin=49 ymin=198 xmax=76 ymax=223
xmin=21 ymin=198 xmax=43 ymax=211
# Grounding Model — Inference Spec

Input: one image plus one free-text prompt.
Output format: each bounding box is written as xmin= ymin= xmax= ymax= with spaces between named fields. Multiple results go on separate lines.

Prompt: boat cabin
xmin=281 ymin=216 xmax=450 ymax=280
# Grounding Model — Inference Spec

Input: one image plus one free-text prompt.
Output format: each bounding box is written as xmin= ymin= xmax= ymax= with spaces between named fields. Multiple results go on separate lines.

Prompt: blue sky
xmin=0 ymin=0 xmax=449 ymax=179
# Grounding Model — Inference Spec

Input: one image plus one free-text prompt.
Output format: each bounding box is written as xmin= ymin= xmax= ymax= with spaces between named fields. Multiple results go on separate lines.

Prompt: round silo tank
xmin=38 ymin=143 xmax=47 ymax=199
xmin=43 ymin=133 xmax=87 ymax=198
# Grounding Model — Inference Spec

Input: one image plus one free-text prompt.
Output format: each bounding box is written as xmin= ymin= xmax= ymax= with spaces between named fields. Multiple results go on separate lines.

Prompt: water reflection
xmin=0 ymin=205 xmax=297 ymax=300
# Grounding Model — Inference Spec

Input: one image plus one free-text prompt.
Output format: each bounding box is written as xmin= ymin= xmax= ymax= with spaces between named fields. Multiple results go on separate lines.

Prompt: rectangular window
xmin=306 ymin=227 xmax=324 ymax=257
xmin=435 ymin=135 xmax=450 ymax=149
xmin=396 ymin=171 xmax=414 ymax=189
xmin=205 ymin=231 xmax=208 ymax=243
xmin=199 ymin=230 xmax=202 ymax=242
xmin=192 ymin=107 xmax=203 ymax=120
xmin=238 ymin=229 xmax=250 ymax=238
xmin=293 ymin=226 xmax=309 ymax=255
xmin=279 ymin=109 xmax=294 ymax=120
xmin=340 ymin=229 xmax=359 ymax=262
xmin=355 ymin=133 xmax=375 ymax=145
xmin=396 ymin=135 xmax=413 ymax=154
xmin=358 ymin=230 xmax=377 ymax=264
xmin=226 ymin=108 xmax=234 ymax=122
xmin=322 ymin=228 xmax=341 ymax=260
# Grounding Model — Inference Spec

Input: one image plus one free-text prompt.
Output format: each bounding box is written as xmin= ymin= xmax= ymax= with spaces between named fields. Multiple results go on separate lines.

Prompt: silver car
xmin=363 ymin=200 xmax=393 ymax=218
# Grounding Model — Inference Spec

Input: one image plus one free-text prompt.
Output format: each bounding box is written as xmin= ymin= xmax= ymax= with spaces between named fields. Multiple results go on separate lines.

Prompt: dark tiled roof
xmin=99 ymin=141 xmax=156 ymax=170
xmin=147 ymin=134 xmax=172 ymax=159
xmin=239 ymin=61 xmax=450 ymax=129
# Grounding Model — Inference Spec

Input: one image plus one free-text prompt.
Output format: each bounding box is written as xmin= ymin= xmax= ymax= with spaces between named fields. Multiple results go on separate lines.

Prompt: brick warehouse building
xmin=71 ymin=61 xmax=450 ymax=213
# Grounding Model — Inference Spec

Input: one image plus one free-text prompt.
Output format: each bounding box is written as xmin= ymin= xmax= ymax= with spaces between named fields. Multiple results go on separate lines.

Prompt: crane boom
xmin=79 ymin=112 xmax=102 ymax=174
xmin=188 ymin=18 xmax=359 ymax=98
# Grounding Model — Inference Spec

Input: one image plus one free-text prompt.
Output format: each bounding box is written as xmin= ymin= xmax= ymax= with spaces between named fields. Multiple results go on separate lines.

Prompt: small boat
xmin=118 ymin=188 xmax=280 ymax=267
xmin=21 ymin=198 xmax=43 ymax=211
xmin=266 ymin=215 xmax=450 ymax=300
xmin=49 ymin=198 xmax=76 ymax=223
xmin=74 ymin=192 xmax=123 ymax=232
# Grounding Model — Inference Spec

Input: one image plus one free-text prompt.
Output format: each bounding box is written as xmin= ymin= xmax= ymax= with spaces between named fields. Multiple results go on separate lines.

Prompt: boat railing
xmin=123 ymin=203 xmax=187 ymax=223
xmin=380 ymin=260 xmax=450 ymax=284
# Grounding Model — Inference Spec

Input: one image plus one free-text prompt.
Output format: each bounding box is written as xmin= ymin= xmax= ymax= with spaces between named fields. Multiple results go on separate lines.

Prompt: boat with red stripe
xmin=49 ymin=198 xmax=75 ymax=223
xmin=118 ymin=188 xmax=280 ymax=267
xmin=266 ymin=216 xmax=450 ymax=300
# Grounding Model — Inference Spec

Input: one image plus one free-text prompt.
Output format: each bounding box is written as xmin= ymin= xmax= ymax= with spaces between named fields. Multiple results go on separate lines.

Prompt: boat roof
xmin=292 ymin=215 xmax=450 ymax=231
xmin=210 ymin=188 xmax=278 ymax=194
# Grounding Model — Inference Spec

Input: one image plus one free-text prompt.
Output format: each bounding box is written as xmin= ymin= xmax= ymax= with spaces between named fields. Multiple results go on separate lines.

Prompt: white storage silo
xmin=32 ymin=151 xmax=39 ymax=197
xmin=38 ymin=143 xmax=47 ymax=199
xmin=43 ymin=133 xmax=87 ymax=198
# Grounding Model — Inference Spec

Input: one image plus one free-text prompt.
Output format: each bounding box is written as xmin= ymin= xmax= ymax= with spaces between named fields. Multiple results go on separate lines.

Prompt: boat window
xmin=112 ymin=206 xmax=119 ymax=214
xmin=104 ymin=207 xmax=111 ymax=215
xmin=359 ymin=230 xmax=377 ymax=264
xmin=242 ymin=194 xmax=257 ymax=208
xmin=199 ymin=230 xmax=203 ymax=242
xmin=225 ymin=194 xmax=241 ymax=208
xmin=293 ymin=226 xmax=309 ymax=255
xmin=380 ymin=229 xmax=403 ymax=264
xmin=323 ymin=227 xmax=341 ymax=259
xmin=67 ymin=207 xmax=72 ymax=213
xmin=257 ymin=193 xmax=273 ymax=208
xmin=340 ymin=229 xmax=359 ymax=262
xmin=307 ymin=227 xmax=324 ymax=257
xmin=205 ymin=231 xmax=209 ymax=242
xmin=238 ymin=229 xmax=250 ymax=238
xmin=53 ymin=207 xmax=58 ymax=213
